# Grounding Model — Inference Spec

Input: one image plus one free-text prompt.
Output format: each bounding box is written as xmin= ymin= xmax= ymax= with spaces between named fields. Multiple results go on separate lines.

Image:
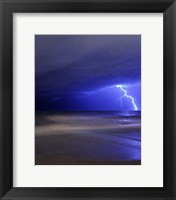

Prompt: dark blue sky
xmin=35 ymin=35 xmax=141 ymax=111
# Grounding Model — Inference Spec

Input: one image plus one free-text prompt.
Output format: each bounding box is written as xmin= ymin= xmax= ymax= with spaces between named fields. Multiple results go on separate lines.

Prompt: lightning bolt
xmin=116 ymin=85 xmax=138 ymax=111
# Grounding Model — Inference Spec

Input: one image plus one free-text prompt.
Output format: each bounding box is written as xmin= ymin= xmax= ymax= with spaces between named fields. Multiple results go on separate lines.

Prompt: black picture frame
xmin=0 ymin=0 xmax=176 ymax=199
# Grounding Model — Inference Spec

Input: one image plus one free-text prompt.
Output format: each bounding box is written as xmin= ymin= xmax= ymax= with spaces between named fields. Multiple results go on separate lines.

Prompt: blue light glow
xmin=116 ymin=85 xmax=138 ymax=111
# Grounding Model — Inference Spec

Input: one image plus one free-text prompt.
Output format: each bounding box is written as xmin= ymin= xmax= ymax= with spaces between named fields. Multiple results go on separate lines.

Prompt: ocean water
xmin=35 ymin=111 xmax=141 ymax=165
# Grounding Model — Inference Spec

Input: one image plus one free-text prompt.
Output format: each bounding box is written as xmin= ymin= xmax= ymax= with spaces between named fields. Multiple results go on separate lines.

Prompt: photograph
xmin=35 ymin=35 xmax=141 ymax=165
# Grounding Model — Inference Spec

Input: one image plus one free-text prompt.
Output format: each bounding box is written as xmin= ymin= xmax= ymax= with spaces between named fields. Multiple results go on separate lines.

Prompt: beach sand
xmin=35 ymin=111 xmax=141 ymax=165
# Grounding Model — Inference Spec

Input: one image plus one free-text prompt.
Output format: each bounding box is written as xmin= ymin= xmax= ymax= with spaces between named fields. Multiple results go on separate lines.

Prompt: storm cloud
xmin=35 ymin=35 xmax=141 ymax=110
